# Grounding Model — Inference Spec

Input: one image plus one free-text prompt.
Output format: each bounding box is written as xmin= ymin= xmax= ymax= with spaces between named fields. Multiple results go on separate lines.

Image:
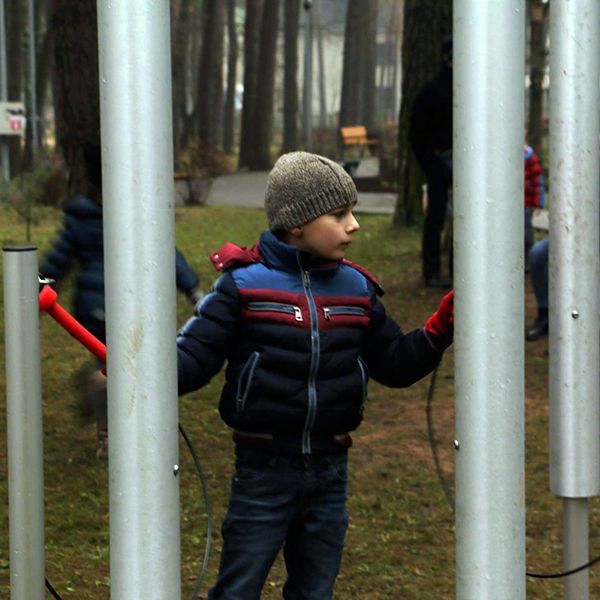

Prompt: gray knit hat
xmin=264 ymin=151 xmax=358 ymax=231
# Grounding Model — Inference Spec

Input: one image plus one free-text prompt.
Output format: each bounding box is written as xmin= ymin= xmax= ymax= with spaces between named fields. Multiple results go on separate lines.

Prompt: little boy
xmin=177 ymin=151 xmax=454 ymax=599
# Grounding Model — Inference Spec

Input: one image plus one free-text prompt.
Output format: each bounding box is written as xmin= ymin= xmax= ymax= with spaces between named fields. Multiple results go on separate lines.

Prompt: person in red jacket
xmin=524 ymin=144 xmax=545 ymax=268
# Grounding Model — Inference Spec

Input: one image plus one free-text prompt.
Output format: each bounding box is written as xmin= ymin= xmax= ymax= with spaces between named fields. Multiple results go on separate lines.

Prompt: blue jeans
xmin=528 ymin=237 xmax=549 ymax=310
xmin=208 ymin=447 xmax=349 ymax=600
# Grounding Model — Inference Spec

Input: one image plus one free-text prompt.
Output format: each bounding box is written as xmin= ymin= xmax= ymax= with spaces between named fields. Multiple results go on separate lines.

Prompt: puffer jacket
xmin=177 ymin=230 xmax=447 ymax=455
xmin=41 ymin=195 xmax=106 ymax=334
xmin=524 ymin=145 xmax=545 ymax=208
xmin=41 ymin=195 xmax=200 ymax=339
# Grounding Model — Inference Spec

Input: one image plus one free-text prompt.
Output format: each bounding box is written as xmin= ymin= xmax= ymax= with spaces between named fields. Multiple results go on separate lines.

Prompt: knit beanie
xmin=264 ymin=151 xmax=358 ymax=231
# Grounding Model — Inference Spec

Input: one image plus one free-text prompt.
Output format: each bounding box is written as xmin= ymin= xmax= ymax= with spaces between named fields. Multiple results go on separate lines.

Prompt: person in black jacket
xmin=410 ymin=36 xmax=453 ymax=288
xmin=41 ymin=142 xmax=203 ymax=458
xmin=177 ymin=151 xmax=454 ymax=600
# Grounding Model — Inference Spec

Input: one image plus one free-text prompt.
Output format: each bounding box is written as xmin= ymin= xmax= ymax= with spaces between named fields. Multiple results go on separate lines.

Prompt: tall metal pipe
xmin=97 ymin=2 xmax=181 ymax=597
xmin=548 ymin=2 xmax=600 ymax=597
xmin=454 ymin=2 xmax=526 ymax=598
xmin=3 ymin=246 xmax=45 ymax=600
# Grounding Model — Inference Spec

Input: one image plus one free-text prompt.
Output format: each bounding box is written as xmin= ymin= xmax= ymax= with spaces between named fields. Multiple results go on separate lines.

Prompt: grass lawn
xmin=0 ymin=203 xmax=598 ymax=598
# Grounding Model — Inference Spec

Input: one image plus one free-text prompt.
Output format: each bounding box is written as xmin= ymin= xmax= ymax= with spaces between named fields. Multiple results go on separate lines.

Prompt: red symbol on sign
xmin=10 ymin=117 xmax=22 ymax=132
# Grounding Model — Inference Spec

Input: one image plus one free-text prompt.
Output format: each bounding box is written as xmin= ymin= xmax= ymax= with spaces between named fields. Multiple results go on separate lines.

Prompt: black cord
xmin=425 ymin=367 xmax=454 ymax=509
xmin=526 ymin=555 xmax=600 ymax=579
xmin=425 ymin=367 xmax=600 ymax=581
xmin=179 ymin=423 xmax=214 ymax=599
xmin=45 ymin=577 xmax=62 ymax=599
xmin=38 ymin=296 xmax=213 ymax=597
xmin=43 ymin=425 xmax=212 ymax=599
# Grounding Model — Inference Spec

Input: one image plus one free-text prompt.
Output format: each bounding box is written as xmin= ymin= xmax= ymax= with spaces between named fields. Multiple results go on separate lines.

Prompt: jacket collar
xmin=258 ymin=230 xmax=341 ymax=273
xmin=209 ymin=230 xmax=341 ymax=273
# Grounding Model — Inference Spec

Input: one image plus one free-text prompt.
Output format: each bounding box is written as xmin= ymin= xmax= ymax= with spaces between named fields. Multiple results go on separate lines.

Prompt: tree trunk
xmin=339 ymin=0 xmax=362 ymax=127
xmin=394 ymin=0 xmax=451 ymax=227
xmin=314 ymin=0 xmax=327 ymax=129
xmin=238 ymin=0 xmax=263 ymax=169
xmin=180 ymin=2 xmax=203 ymax=150
xmin=197 ymin=0 xmax=225 ymax=150
xmin=223 ymin=0 xmax=238 ymax=154
xmin=7 ymin=0 xmax=24 ymax=175
xmin=340 ymin=0 xmax=378 ymax=131
xmin=379 ymin=0 xmax=401 ymax=125
xmin=248 ymin=0 xmax=279 ymax=170
xmin=51 ymin=0 xmax=100 ymax=195
xmin=171 ymin=0 xmax=193 ymax=157
xmin=527 ymin=0 xmax=548 ymax=156
xmin=282 ymin=0 xmax=300 ymax=153
xmin=22 ymin=0 xmax=36 ymax=168
xmin=35 ymin=0 xmax=54 ymax=149
xmin=362 ymin=0 xmax=378 ymax=133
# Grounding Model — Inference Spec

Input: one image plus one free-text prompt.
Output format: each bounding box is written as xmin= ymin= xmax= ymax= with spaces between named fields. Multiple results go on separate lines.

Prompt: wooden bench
xmin=340 ymin=125 xmax=379 ymax=157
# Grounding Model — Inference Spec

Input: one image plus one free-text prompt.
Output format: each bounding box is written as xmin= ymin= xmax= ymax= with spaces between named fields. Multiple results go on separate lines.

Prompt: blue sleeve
xmin=175 ymin=248 xmax=200 ymax=295
xmin=360 ymin=290 xmax=443 ymax=387
xmin=177 ymin=272 xmax=239 ymax=395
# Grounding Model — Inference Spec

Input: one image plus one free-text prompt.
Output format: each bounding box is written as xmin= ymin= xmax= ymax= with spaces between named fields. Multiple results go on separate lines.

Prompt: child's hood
xmin=209 ymin=242 xmax=261 ymax=271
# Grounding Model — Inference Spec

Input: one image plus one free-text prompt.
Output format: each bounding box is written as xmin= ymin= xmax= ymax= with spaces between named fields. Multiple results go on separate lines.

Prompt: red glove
xmin=425 ymin=290 xmax=454 ymax=349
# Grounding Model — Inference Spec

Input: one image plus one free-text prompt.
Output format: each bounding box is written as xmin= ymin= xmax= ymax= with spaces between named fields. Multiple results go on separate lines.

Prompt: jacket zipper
xmin=357 ymin=357 xmax=369 ymax=414
xmin=236 ymin=351 xmax=260 ymax=412
xmin=247 ymin=301 xmax=303 ymax=321
xmin=300 ymin=264 xmax=319 ymax=454
xmin=323 ymin=306 xmax=366 ymax=320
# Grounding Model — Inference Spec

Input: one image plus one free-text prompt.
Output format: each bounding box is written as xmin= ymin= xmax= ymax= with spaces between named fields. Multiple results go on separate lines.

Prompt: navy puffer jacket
xmin=41 ymin=195 xmax=105 ymax=335
xmin=177 ymin=230 xmax=445 ymax=455
xmin=41 ymin=195 xmax=200 ymax=340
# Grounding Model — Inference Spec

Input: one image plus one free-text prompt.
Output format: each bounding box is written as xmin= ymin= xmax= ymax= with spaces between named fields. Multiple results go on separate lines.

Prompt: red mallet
xmin=38 ymin=284 xmax=107 ymax=365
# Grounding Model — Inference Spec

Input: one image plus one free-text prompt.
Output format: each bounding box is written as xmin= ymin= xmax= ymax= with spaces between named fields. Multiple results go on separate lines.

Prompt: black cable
xmin=43 ymin=425 xmax=212 ymax=599
xmin=425 ymin=366 xmax=600 ymax=581
xmin=526 ymin=555 xmax=600 ymax=579
xmin=45 ymin=577 xmax=63 ymax=599
xmin=37 ymin=293 xmax=212 ymax=597
xmin=179 ymin=423 xmax=213 ymax=599
xmin=425 ymin=367 xmax=454 ymax=509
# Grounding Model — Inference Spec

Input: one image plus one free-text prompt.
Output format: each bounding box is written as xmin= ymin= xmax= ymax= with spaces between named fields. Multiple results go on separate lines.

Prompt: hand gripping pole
xmin=38 ymin=284 xmax=107 ymax=364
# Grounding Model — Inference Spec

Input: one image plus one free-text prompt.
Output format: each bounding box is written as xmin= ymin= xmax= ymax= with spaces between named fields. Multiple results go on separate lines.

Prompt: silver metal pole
xmin=303 ymin=0 xmax=313 ymax=151
xmin=97 ymin=2 xmax=181 ymax=598
xmin=454 ymin=2 xmax=526 ymax=598
xmin=27 ymin=0 xmax=38 ymax=150
xmin=548 ymin=2 xmax=600 ymax=598
xmin=563 ymin=499 xmax=589 ymax=597
xmin=3 ymin=246 xmax=45 ymax=600
xmin=0 ymin=0 xmax=10 ymax=180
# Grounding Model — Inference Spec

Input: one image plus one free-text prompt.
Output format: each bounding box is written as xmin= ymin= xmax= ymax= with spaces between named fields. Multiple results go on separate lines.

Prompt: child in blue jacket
xmin=41 ymin=141 xmax=203 ymax=458
xmin=177 ymin=151 xmax=454 ymax=599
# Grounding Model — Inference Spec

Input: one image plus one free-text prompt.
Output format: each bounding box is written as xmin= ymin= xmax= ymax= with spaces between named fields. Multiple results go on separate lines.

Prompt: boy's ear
xmin=288 ymin=226 xmax=303 ymax=238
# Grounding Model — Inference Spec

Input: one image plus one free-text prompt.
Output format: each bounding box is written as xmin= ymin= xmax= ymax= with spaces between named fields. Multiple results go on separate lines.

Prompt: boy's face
xmin=288 ymin=202 xmax=360 ymax=261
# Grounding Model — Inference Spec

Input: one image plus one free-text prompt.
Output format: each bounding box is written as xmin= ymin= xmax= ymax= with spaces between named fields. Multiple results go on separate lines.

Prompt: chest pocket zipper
xmin=236 ymin=351 xmax=260 ymax=412
xmin=248 ymin=301 xmax=303 ymax=321
xmin=323 ymin=306 xmax=366 ymax=320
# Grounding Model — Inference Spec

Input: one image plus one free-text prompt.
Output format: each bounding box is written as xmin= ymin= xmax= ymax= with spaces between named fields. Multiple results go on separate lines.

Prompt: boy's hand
xmin=424 ymin=290 xmax=454 ymax=349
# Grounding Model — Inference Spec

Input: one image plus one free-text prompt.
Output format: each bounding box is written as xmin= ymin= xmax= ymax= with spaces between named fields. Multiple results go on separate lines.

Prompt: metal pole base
xmin=563 ymin=497 xmax=589 ymax=600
